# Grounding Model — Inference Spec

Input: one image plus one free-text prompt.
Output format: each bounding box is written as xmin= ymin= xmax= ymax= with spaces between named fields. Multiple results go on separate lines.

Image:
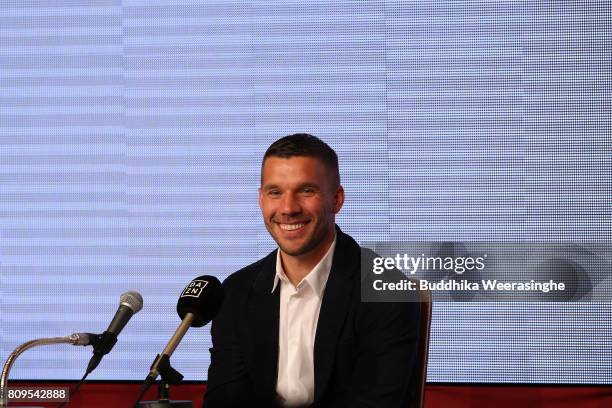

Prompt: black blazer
xmin=204 ymin=227 xmax=420 ymax=407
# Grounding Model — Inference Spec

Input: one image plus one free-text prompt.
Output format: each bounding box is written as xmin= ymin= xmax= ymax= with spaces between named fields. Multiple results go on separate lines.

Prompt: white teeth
xmin=280 ymin=223 xmax=305 ymax=231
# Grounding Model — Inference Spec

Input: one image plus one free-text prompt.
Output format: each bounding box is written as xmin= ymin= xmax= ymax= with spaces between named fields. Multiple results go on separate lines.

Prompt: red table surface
xmin=7 ymin=382 xmax=612 ymax=408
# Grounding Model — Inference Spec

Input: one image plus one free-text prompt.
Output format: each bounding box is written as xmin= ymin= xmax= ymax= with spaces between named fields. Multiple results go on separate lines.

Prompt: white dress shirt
xmin=271 ymin=237 xmax=337 ymax=407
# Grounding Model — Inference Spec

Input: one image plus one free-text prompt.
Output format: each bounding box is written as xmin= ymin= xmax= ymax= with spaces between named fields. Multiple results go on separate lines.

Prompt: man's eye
xmin=301 ymin=188 xmax=315 ymax=194
xmin=268 ymin=190 xmax=281 ymax=197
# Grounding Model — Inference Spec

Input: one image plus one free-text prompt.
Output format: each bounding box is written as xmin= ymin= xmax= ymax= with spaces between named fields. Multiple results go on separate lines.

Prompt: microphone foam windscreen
xmin=177 ymin=275 xmax=224 ymax=327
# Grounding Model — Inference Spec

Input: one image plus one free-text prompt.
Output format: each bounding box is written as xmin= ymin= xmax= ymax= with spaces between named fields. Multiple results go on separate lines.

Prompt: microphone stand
xmin=136 ymin=315 xmax=195 ymax=408
xmin=136 ymin=355 xmax=192 ymax=408
xmin=1 ymin=334 xmax=86 ymax=408
xmin=136 ymin=378 xmax=193 ymax=408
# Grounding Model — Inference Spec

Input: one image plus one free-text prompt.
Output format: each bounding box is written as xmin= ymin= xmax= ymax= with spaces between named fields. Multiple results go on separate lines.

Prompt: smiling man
xmin=260 ymin=152 xmax=343 ymax=287
xmin=204 ymin=134 xmax=420 ymax=408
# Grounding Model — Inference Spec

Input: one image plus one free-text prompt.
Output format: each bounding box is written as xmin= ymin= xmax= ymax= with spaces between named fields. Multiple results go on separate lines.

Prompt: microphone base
xmin=136 ymin=401 xmax=193 ymax=408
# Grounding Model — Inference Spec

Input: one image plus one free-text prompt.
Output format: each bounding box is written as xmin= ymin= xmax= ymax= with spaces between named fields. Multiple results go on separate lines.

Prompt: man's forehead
xmin=262 ymin=155 xmax=324 ymax=166
xmin=260 ymin=156 xmax=328 ymax=185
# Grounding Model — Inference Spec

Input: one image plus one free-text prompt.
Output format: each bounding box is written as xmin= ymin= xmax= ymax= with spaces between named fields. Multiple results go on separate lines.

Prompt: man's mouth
xmin=278 ymin=222 xmax=308 ymax=231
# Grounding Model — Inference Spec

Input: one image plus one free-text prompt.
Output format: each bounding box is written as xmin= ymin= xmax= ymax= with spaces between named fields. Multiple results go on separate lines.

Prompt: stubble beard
xmin=266 ymin=218 xmax=334 ymax=258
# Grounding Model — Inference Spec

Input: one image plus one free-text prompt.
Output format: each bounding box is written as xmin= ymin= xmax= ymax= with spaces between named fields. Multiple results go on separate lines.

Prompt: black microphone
xmin=85 ymin=290 xmax=144 ymax=376
xmin=141 ymin=275 xmax=223 ymax=392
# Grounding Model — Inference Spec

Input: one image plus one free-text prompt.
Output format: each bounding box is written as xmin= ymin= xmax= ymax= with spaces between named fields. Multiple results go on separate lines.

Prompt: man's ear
xmin=333 ymin=185 xmax=345 ymax=214
xmin=258 ymin=187 xmax=263 ymax=210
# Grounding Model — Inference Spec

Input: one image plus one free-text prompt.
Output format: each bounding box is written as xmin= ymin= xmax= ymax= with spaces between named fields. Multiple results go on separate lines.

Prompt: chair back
xmin=411 ymin=284 xmax=432 ymax=408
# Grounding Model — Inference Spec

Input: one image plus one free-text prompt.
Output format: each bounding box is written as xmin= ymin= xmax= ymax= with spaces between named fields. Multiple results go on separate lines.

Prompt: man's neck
xmin=280 ymin=233 xmax=336 ymax=287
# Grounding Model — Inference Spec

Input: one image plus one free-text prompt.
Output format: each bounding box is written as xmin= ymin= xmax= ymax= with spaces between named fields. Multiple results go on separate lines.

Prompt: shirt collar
xmin=271 ymin=235 xmax=337 ymax=298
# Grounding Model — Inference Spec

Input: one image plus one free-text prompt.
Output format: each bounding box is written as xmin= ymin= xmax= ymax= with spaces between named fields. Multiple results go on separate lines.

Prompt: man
xmin=204 ymin=134 xmax=420 ymax=407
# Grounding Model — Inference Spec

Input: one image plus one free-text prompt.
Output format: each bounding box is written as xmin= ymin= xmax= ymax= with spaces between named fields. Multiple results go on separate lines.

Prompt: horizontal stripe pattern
xmin=1 ymin=0 xmax=610 ymax=384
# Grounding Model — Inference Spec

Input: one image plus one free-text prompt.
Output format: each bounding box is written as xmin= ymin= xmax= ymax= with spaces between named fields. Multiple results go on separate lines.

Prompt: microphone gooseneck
xmin=1 ymin=334 xmax=87 ymax=408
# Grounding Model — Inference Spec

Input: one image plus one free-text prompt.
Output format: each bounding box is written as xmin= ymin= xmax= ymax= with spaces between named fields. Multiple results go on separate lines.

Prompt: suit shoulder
xmin=222 ymin=252 xmax=275 ymax=290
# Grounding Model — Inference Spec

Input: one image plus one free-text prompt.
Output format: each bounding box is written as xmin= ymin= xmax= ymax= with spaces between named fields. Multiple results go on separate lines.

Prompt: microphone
xmin=84 ymin=291 xmax=144 ymax=376
xmin=141 ymin=275 xmax=223 ymax=392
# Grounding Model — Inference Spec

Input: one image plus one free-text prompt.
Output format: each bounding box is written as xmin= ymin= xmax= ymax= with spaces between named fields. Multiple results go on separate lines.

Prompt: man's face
xmin=259 ymin=156 xmax=344 ymax=258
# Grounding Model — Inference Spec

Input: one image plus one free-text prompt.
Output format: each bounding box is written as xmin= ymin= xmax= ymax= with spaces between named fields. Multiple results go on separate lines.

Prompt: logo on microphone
xmin=181 ymin=280 xmax=209 ymax=298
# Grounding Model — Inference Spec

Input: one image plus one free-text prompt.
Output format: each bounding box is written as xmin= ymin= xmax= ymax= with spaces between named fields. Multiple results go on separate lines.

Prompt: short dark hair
xmin=262 ymin=133 xmax=340 ymax=186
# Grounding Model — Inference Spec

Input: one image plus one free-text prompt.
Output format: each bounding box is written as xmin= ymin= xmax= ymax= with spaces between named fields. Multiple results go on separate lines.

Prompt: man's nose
xmin=280 ymin=192 xmax=301 ymax=215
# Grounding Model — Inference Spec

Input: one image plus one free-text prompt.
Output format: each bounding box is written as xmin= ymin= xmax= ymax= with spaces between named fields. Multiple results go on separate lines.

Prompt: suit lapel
xmin=245 ymin=228 xmax=361 ymax=403
xmin=313 ymin=229 xmax=359 ymax=402
xmin=247 ymin=251 xmax=280 ymax=399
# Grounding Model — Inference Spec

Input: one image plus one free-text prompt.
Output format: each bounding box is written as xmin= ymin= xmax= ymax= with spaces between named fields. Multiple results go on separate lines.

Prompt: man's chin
xmin=278 ymin=243 xmax=309 ymax=257
xmin=277 ymin=237 xmax=321 ymax=257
